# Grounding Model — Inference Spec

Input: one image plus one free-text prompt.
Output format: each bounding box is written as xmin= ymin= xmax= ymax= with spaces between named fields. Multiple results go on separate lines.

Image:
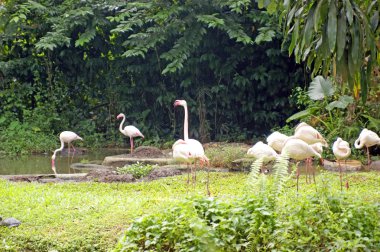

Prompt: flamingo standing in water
xmin=117 ymin=113 xmax=144 ymax=154
xmin=281 ymin=137 xmax=322 ymax=192
xmin=333 ymin=137 xmax=351 ymax=191
xmin=51 ymin=131 xmax=83 ymax=174
xmin=266 ymin=131 xmax=289 ymax=153
xmin=354 ymin=128 xmax=380 ymax=165
xmin=172 ymin=100 xmax=210 ymax=194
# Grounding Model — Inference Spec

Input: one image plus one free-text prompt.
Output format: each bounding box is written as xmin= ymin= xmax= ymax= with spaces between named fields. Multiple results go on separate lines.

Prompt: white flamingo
xmin=117 ymin=113 xmax=144 ymax=154
xmin=354 ymin=128 xmax=380 ymax=165
xmin=281 ymin=137 xmax=322 ymax=192
xmin=294 ymin=122 xmax=328 ymax=146
xmin=266 ymin=131 xmax=289 ymax=153
xmin=172 ymin=99 xmax=210 ymax=194
xmin=51 ymin=131 xmax=83 ymax=174
xmin=333 ymin=137 xmax=351 ymax=190
xmin=247 ymin=141 xmax=278 ymax=163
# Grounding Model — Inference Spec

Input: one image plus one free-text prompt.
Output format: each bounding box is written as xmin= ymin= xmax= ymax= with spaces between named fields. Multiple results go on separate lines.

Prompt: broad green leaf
xmin=288 ymin=20 xmax=299 ymax=56
xmin=286 ymin=109 xmax=311 ymax=123
xmin=370 ymin=10 xmax=379 ymax=30
xmin=337 ymin=8 xmax=347 ymax=60
xmin=345 ymin=0 xmax=353 ymax=25
xmin=327 ymin=0 xmax=337 ymax=53
xmin=313 ymin=0 xmax=326 ymax=32
xmin=326 ymin=95 xmax=354 ymax=110
xmin=302 ymin=4 xmax=316 ymax=51
xmin=361 ymin=66 xmax=368 ymax=103
xmin=307 ymin=75 xmax=335 ymax=100
xmin=350 ymin=19 xmax=360 ymax=65
xmin=336 ymin=50 xmax=348 ymax=83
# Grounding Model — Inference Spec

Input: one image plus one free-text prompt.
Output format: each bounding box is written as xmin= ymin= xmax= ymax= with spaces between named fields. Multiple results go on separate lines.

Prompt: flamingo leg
xmin=305 ymin=158 xmax=309 ymax=184
xmin=186 ymin=163 xmax=190 ymax=184
xmin=296 ymin=163 xmax=300 ymax=194
xmin=366 ymin=147 xmax=371 ymax=165
xmin=344 ymin=160 xmax=349 ymax=190
xmin=338 ymin=160 xmax=342 ymax=191
xmin=130 ymin=137 xmax=134 ymax=153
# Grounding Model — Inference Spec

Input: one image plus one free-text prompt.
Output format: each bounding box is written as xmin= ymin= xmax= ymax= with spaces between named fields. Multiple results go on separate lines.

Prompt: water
xmin=0 ymin=149 xmax=126 ymax=175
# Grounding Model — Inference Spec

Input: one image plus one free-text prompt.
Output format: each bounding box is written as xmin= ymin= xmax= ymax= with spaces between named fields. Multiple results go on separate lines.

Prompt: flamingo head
xmin=116 ymin=113 xmax=125 ymax=120
xmin=173 ymin=100 xmax=187 ymax=107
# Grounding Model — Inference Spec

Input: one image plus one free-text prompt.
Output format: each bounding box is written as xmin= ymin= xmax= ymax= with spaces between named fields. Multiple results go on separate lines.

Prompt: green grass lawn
xmin=0 ymin=172 xmax=247 ymax=251
xmin=1 ymin=170 xmax=379 ymax=251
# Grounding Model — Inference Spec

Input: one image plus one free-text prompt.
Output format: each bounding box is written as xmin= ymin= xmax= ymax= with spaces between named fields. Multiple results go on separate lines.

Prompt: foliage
xmin=286 ymin=75 xmax=380 ymax=161
xmin=263 ymin=0 xmax=380 ymax=102
xmin=114 ymin=162 xmax=380 ymax=251
xmin=0 ymin=0 xmax=305 ymax=154
xmin=116 ymin=162 xmax=157 ymax=179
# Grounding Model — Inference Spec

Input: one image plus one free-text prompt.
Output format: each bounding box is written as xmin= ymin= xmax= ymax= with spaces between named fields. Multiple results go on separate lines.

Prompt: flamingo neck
xmin=183 ymin=104 xmax=189 ymax=141
xmin=119 ymin=115 xmax=126 ymax=133
xmin=52 ymin=139 xmax=65 ymax=160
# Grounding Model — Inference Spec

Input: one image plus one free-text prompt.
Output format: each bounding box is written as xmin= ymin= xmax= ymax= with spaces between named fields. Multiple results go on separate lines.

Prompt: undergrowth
xmin=114 ymin=156 xmax=380 ymax=251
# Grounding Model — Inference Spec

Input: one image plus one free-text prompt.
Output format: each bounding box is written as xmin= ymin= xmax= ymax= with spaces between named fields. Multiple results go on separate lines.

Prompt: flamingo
xmin=281 ymin=137 xmax=322 ymax=192
xmin=266 ymin=131 xmax=289 ymax=153
xmin=116 ymin=113 xmax=144 ymax=153
xmin=294 ymin=122 xmax=328 ymax=146
xmin=51 ymin=131 xmax=83 ymax=174
xmin=247 ymin=141 xmax=278 ymax=163
xmin=172 ymin=99 xmax=210 ymax=194
xmin=333 ymin=137 xmax=351 ymax=191
xmin=354 ymin=128 xmax=380 ymax=165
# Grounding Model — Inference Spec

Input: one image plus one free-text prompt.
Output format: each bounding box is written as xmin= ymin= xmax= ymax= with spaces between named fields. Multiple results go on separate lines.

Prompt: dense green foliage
xmin=114 ymin=159 xmax=380 ymax=251
xmin=0 ymin=0 xmax=305 ymax=154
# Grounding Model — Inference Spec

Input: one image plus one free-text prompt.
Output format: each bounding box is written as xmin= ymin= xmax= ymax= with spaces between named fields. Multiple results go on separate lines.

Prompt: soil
xmin=127 ymin=146 xmax=169 ymax=158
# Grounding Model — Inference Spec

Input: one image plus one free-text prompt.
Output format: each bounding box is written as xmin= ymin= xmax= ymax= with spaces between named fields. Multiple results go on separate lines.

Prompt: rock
xmin=102 ymin=155 xmax=171 ymax=167
xmin=70 ymin=163 xmax=113 ymax=171
xmin=231 ymin=158 xmax=254 ymax=171
xmin=369 ymin=160 xmax=380 ymax=171
xmin=323 ymin=160 xmax=363 ymax=172
xmin=0 ymin=217 xmax=21 ymax=227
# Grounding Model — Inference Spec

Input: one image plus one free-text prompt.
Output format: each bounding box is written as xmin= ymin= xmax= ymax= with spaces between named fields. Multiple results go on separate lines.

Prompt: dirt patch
xmin=145 ymin=167 xmax=183 ymax=180
xmin=127 ymin=146 xmax=168 ymax=158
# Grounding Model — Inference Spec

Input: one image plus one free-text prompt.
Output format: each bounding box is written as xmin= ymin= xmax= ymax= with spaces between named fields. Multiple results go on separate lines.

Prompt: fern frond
xmin=272 ymin=152 xmax=290 ymax=197
xmin=247 ymin=157 xmax=263 ymax=190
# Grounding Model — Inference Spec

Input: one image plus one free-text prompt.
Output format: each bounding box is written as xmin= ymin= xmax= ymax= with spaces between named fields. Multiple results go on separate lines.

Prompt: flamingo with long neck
xmin=172 ymin=99 xmax=210 ymax=194
xmin=51 ymin=131 xmax=83 ymax=174
xmin=354 ymin=128 xmax=380 ymax=165
xmin=117 ymin=113 xmax=144 ymax=153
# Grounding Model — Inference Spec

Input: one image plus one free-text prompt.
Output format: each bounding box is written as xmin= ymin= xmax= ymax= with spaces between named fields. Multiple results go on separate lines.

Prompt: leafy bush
xmin=116 ymin=162 xmax=156 ymax=179
xmin=114 ymin=158 xmax=380 ymax=251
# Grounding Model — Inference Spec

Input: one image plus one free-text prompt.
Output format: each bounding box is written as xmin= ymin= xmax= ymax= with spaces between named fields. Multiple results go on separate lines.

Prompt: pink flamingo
xmin=117 ymin=113 xmax=144 ymax=153
xmin=333 ymin=137 xmax=351 ymax=190
xmin=51 ymin=131 xmax=83 ymax=174
xmin=172 ymin=100 xmax=210 ymax=194
xmin=354 ymin=128 xmax=380 ymax=165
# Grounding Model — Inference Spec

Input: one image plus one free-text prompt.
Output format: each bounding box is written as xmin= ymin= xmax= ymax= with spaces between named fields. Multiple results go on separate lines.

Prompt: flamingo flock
xmin=247 ymin=123 xmax=380 ymax=191
xmin=50 ymin=99 xmax=379 ymax=195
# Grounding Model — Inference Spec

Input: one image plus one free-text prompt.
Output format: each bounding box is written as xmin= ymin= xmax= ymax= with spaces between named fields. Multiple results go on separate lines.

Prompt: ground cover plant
xmin=114 ymin=158 xmax=380 ymax=252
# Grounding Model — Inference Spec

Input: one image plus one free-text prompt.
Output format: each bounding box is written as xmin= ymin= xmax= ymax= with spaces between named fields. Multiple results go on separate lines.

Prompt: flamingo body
xmin=294 ymin=122 xmax=328 ymax=147
xmin=266 ymin=131 xmax=289 ymax=153
xmin=117 ymin=113 xmax=144 ymax=153
xmin=354 ymin=129 xmax=380 ymax=149
xmin=51 ymin=131 xmax=83 ymax=174
xmin=281 ymin=138 xmax=321 ymax=161
xmin=247 ymin=141 xmax=278 ymax=163
xmin=333 ymin=137 xmax=351 ymax=160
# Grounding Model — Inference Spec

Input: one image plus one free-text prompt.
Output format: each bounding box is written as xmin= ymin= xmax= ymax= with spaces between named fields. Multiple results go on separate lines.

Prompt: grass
xmin=1 ymin=169 xmax=380 ymax=251
xmin=0 ymin=172 xmax=247 ymax=251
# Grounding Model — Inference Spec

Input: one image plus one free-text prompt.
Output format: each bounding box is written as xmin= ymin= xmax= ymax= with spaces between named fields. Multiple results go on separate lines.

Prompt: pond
xmin=0 ymin=149 xmax=127 ymax=175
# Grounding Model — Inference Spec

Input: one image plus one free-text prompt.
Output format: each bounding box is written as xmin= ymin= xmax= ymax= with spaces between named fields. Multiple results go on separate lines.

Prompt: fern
xmin=272 ymin=152 xmax=290 ymax=197
xmin=247 ymin=157 xmax=263 ymax=190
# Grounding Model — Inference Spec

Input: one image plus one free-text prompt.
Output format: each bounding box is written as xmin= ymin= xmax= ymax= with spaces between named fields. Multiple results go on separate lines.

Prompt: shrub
xmin=116 ymin=162 xmax=156 ymax=179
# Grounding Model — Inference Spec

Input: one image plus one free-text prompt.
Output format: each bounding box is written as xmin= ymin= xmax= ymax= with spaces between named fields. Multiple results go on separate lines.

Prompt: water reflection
xmin=0 ymin=149 xmax=126 ymax=175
